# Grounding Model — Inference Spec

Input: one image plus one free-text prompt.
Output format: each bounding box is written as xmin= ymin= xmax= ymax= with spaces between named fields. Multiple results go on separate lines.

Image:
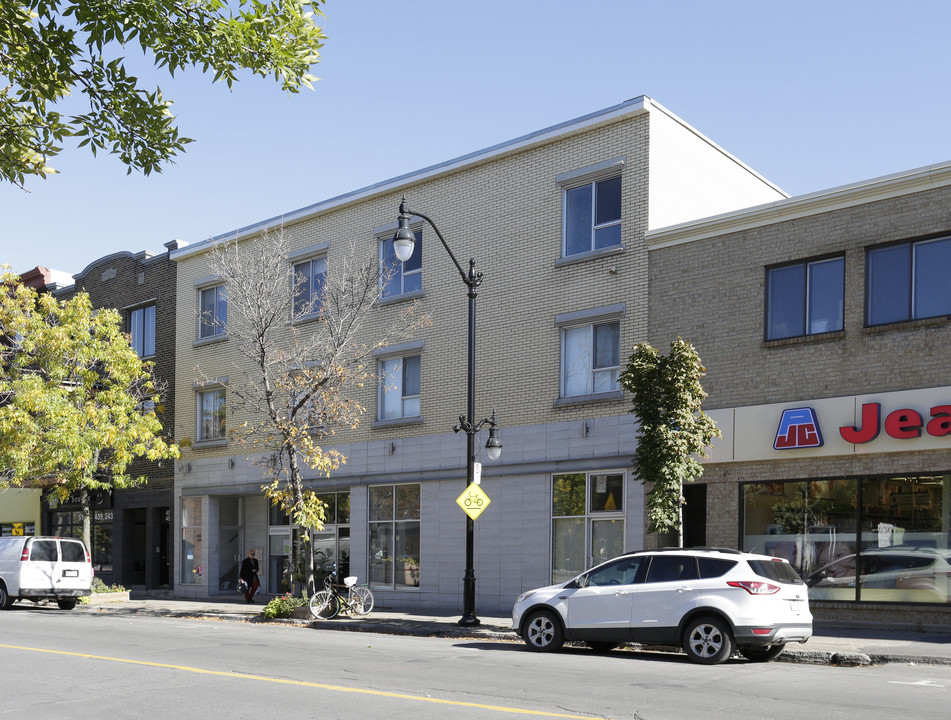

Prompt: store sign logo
xmin=839 ymin=402 xmax=951 ymax=444
xmin=774 ymin=407 xmax=823 ymax=449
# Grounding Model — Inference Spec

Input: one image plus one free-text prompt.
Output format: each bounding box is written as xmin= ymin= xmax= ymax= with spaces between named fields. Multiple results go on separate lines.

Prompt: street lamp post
xmin=393 ymin=199 xmax=502 ymax=627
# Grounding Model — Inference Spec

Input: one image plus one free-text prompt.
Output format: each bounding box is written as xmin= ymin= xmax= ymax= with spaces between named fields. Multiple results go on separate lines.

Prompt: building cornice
xmin=646 ymin=160 xmax=951 ymax=249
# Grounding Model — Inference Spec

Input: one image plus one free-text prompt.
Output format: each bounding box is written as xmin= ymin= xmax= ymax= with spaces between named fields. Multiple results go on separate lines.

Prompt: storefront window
xmin=368 ymin=484 xmax=420 ymax=588
xmin=313 ymin=492 xmax=351 ymax=586
xmin=180 ymin=497 xmax=202 ymax=584
xmin=92 ymin=510 xmax=113 ymax=573
xmin=743 ymin=474 xmax=950 ymax=604
xmin=552 ymin=472 xmax=625 ymax=584
xmin=48 ymin=507 xmax=112 ymax=572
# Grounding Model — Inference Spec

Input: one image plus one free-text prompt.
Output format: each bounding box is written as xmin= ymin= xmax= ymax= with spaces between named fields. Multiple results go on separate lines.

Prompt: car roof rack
xmin=624 ymin=546 xmax=743 ymax=555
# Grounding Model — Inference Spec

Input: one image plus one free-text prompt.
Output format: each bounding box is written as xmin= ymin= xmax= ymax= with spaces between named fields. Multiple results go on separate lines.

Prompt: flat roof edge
xmin=172 ymin=97 xmax=650 ymax=261
xmin=646 ymin=160 xmax=951 ymax=249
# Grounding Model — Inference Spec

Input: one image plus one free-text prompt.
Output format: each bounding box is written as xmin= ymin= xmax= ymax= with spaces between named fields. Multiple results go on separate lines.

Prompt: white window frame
xmin=555 ymin=304 xmax=624 ymax=401
xmin=379 ymin=228 xmax=422 ymax=299
xmin=558 ymin=157 xmax=625 ymax=259
xmin=378 ymin=355 xmax=421 ymax=420
xmin=197 ymin=282 xmax=227 ymax=340
xmin=373 ymin=341 xmax=424 ymax=424
xmin=292 ymin=255 xmax=328 ymax=320
xmin=196 ymin=384 xmax=226 ymax=442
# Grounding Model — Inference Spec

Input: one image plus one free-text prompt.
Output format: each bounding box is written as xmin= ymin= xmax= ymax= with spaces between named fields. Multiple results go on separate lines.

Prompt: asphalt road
xmin=1 ymin=605 xmax=949 ymax=720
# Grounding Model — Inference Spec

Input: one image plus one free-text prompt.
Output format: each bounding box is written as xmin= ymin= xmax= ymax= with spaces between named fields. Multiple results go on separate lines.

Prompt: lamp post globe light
xmin=393 ymin=199 xmax=502 ymax=627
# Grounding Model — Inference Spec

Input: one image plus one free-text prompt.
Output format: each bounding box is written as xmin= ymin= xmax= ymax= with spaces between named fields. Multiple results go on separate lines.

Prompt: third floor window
xmin=129 ymin=305 xmax=155 ymax=357
xmin=198 ymin=284 xmax=227 ymax=339
xmin=563 ymin=176 xmax=621 ymax=257
xmin=380 ymin=230 xmax=421 ymax=299
xmin=293 ymin=256 xmax=327 ymax=318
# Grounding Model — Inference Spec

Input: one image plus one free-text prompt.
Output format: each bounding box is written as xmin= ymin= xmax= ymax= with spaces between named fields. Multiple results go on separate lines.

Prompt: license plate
xmin=63 ymin=569 xmax=78 ymax=577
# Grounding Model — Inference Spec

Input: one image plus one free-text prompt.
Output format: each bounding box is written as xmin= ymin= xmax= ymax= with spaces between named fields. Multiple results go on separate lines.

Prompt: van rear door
xmin=21 ymin=538 xmax=58 ymax=593
xmin=57 ymin=539 xmax=92 ymax=593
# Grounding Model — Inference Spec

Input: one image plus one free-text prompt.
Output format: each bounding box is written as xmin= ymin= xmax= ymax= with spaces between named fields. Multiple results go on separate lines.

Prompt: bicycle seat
xmin=344 ymin=576 xmax=358 ymax=587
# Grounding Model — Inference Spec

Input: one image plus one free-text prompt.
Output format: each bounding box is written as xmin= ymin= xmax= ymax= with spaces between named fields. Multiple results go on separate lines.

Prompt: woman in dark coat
xmin=239 ymin=549 xmax=260 ymax=603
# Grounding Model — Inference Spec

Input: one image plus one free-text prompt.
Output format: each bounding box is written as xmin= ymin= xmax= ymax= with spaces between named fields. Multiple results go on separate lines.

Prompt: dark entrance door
xmin=683 ymin=484 xmax=707 ymax=548
xmin=158 ymin=507 xmax=170 ymax=586
xmin=127 ymin=507 xmax=147 ymax=585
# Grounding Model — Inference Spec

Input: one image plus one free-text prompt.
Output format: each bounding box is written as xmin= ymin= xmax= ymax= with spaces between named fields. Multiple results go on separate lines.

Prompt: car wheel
xmin=738 ymin=644 xmax=785 ymax=662
xmin=0 ymin=583 xmax=13 ymax=610
xmin=522 ymin=610 xmax=564 ymax=652
xmin=587 ymin=641 xmax=620 ymax=653
xmin=56 ymin=599 xmax=77 ymax=611
xmin=682 ymin=616 xmax=733 ymax=665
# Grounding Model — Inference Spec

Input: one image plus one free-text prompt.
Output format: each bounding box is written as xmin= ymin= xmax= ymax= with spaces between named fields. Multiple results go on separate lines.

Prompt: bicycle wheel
xmin=309 ymin=590 xmax=339 ymax=619
xmin=351 ymin=585 xmax=374 ymax=615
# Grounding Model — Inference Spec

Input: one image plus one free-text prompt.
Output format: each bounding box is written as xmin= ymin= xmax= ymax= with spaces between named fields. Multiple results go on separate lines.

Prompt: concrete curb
xmin=76 ymin=603 xmax=951 ymax=666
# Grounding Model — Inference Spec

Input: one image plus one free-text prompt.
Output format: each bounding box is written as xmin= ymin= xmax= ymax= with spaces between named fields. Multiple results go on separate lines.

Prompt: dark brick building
xmin=54 ymin=242 xmax=182 ymax=592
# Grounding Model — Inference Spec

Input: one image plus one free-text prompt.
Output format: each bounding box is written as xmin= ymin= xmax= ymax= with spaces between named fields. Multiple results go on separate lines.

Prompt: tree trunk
xmin=286 ymin=445 xmax=316 ymax=596
xmin=79 ymin=487 xmax=92 ymax=555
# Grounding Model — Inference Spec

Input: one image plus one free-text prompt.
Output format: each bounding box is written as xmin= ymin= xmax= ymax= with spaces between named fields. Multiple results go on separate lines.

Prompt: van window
xmin=61 ymin=542 xmax=85 ymax=562
xmin=31 ymin=540 xmax=58 ymax=561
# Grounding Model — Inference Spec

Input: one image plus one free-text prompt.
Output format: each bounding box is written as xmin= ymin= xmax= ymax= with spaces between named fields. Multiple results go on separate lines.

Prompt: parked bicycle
xmin=309 ymin=570 xmax=374 ymax=619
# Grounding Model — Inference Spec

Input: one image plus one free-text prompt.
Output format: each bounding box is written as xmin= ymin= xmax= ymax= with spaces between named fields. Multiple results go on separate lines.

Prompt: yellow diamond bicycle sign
xmin=456 ymin=483 xmax=491 ymax=520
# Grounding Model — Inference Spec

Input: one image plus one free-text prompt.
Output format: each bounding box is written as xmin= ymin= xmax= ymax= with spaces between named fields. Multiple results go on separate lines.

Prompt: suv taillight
xmin=20 ymin=547 xmax=29 ymax=561
xmin=727 ymin=581 xmax=780 ymax=595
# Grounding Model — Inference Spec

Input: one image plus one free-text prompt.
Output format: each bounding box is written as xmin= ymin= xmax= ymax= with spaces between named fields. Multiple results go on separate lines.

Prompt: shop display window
xmin=743 ymin=474 xmax=950 ymax=604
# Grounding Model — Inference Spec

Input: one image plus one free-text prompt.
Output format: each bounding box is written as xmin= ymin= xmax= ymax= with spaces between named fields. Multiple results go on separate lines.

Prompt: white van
xmin=0 ymin=536 xmax=94 ymax=610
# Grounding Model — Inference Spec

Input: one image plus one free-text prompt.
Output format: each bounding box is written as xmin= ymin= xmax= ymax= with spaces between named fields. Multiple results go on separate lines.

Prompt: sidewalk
xmin=78 ymin=595 xmax=951 ymax=667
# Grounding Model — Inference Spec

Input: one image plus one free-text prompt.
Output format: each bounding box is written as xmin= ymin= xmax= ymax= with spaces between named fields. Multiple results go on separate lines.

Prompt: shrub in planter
xmin=78 ymin=578 xmax=128 ymax=604
xmin=261 ymin=593 xmax=304 ymax=619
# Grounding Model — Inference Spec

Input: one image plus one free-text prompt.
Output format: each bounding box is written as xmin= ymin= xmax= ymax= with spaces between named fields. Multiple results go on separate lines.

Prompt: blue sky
xmin=4 ymin=0 xmax=951 ymax=275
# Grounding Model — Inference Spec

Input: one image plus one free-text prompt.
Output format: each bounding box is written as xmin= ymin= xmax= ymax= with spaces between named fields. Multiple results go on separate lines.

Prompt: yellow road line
xmin=0 ymin=643 xmax=602 ymax=719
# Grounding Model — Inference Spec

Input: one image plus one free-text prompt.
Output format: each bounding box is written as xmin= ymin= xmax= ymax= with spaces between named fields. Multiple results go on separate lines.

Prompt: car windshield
xmin=748 ymin=559 xmax=804 ymax=584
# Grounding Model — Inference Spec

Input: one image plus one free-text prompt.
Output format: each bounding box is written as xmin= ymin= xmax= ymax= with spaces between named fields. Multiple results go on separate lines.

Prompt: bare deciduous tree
xmin=200 ymin=227 xmax=425 ymax=594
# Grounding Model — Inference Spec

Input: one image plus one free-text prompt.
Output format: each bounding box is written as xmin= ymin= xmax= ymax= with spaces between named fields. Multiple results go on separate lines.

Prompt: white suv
xmin=512 ymin=547 xmax=812 ymax=664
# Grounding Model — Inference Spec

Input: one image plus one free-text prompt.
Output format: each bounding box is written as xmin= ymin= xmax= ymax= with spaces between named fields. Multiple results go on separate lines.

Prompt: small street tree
xmin=201 ymin=228 xmax=424 ymax=595
xmin=0 ymin=0 xmax=327 ymax=187
xmin=0 ymin=270 xmax=179 ymax=550
xmin=619 ymin=338 xmax=720 ymax=546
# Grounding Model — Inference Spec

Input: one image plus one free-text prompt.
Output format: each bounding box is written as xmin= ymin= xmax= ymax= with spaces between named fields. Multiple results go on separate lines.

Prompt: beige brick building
xmin=170 ymin=97 xmax=784 ymax=614
xmin=647 ymin=163 xmax=951 ymax=629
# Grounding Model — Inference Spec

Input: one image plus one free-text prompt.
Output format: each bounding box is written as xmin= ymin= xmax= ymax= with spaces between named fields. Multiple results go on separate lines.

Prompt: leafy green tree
xmin=0 ymin=0 xmax=326 ymax=187
xmin=619 ymin=338 xmax=720 ymax=544
xmin=0 ymin=270 xmax=179 ymax=549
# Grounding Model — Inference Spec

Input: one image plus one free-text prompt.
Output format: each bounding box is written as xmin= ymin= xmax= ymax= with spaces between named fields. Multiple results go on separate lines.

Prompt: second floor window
xmin=380 ymin=230 xmax=422 ymax=299
xmin=563 ymin=176 xmax=621 ymax=257
xmin=766 ymin=257 xmax=844 ymax=340
xmin=197 ymin=387 xmax=226 ymax=442
xmin=293 ymin=256 xmax=327 ymax=318
xmin=199 ymin=285 xmax=227 ymax=339
xmin=867 ymin=236 xmax=951 ymax=325
xmin=562 ymin=321 xmax=620 ymax=397
xmin=379 ymin=355 xmax=420 ymax=420
xmin=130 ymin=305 xmax=155 ymax=357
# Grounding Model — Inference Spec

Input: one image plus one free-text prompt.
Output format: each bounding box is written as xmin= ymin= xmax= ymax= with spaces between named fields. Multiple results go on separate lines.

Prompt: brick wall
xmin=58 ymin=250 xmax=177 ymax=491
